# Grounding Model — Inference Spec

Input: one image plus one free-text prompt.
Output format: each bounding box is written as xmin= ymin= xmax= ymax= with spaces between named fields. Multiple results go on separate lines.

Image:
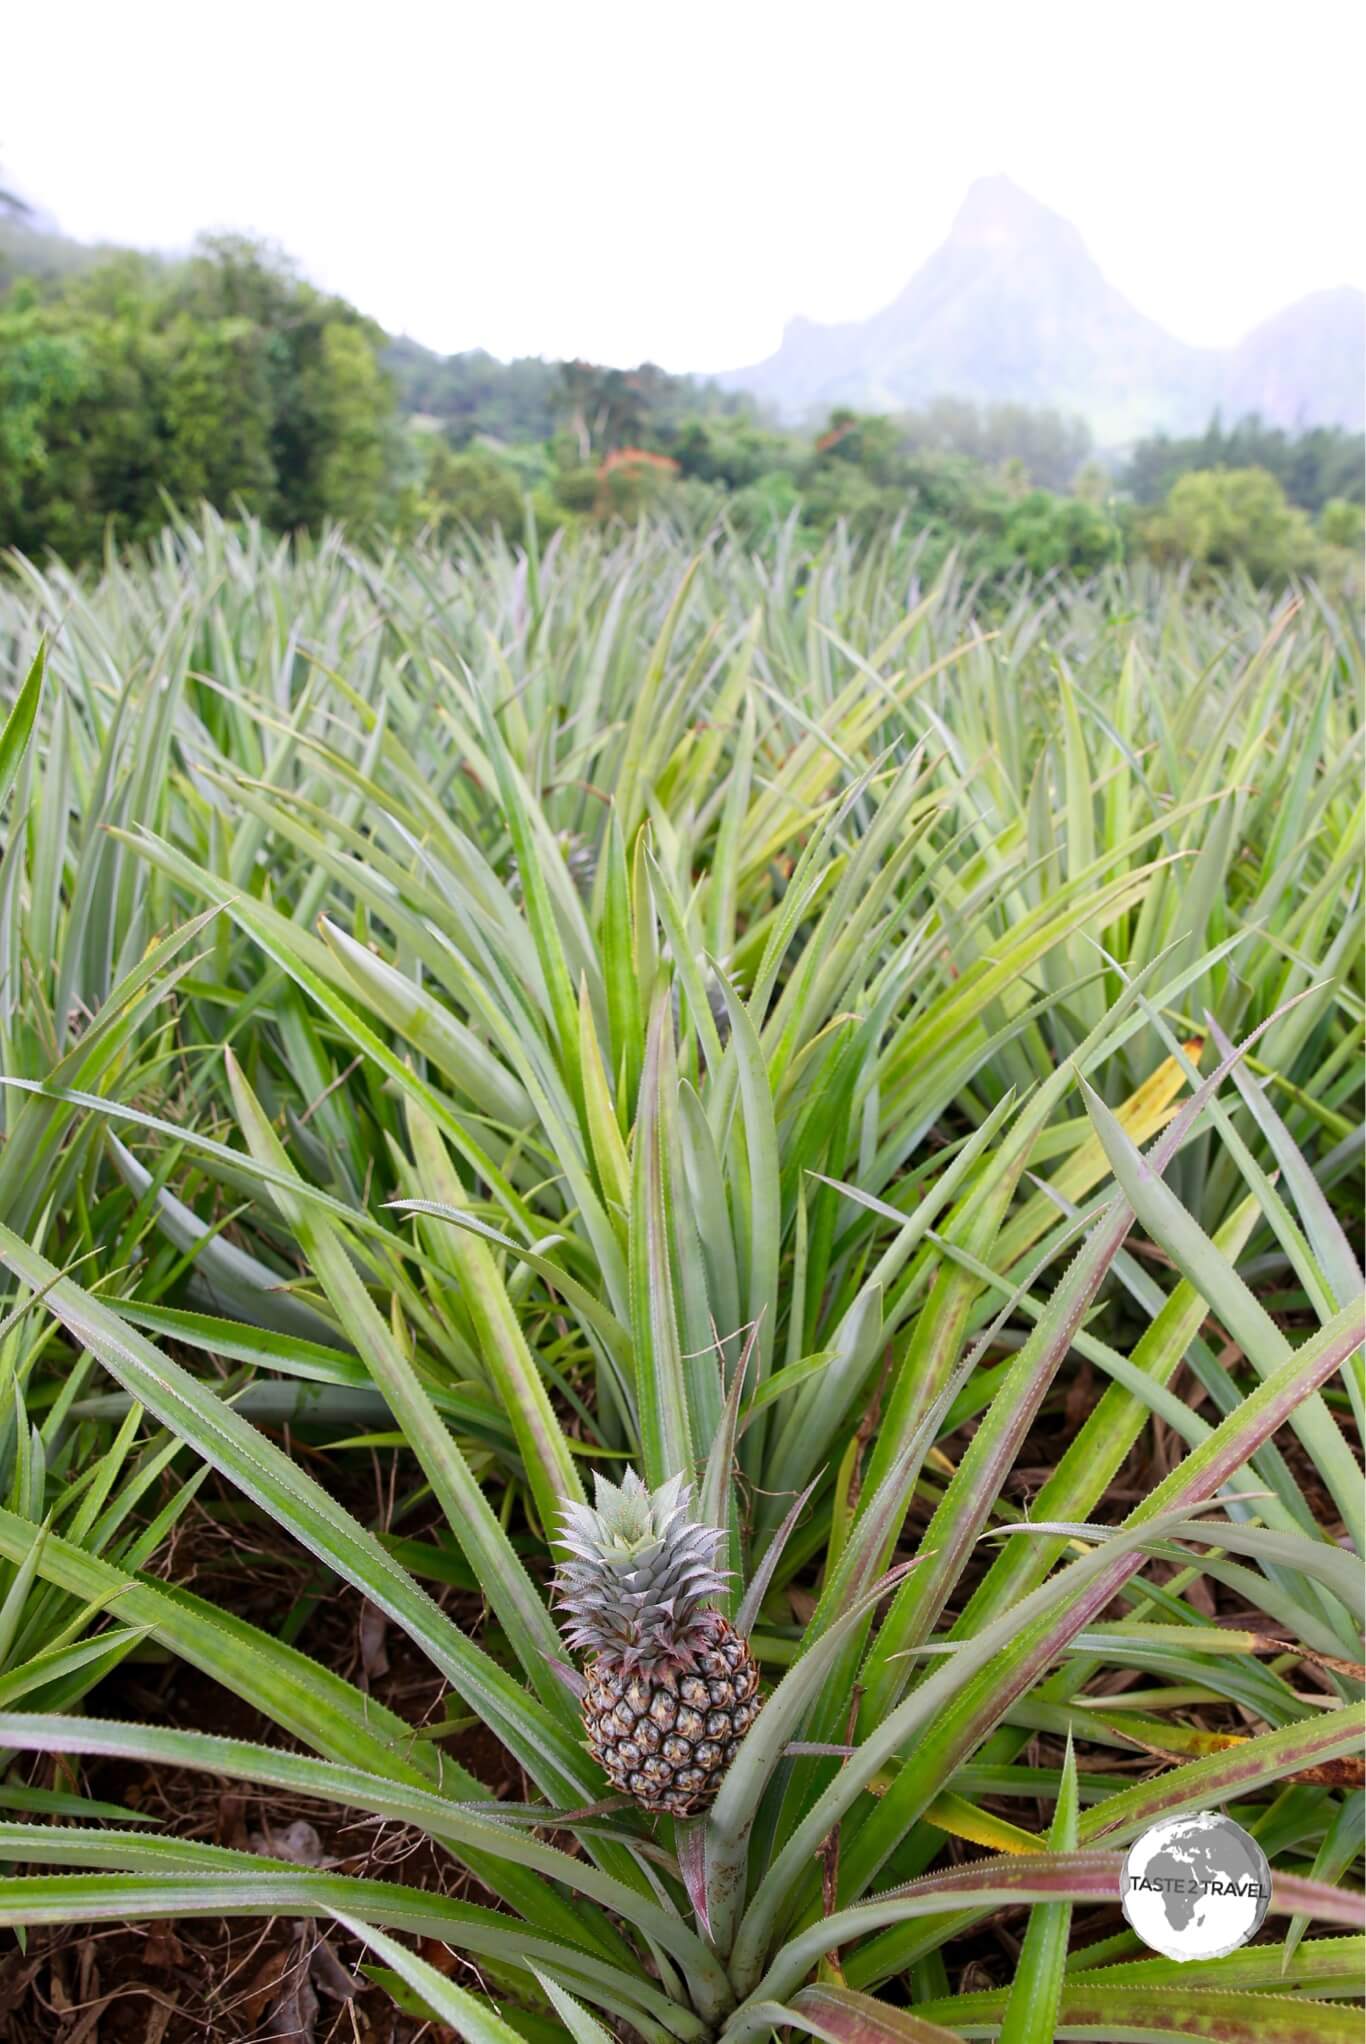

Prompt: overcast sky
xmin=7 ymin=0 xmax=1364 ymax=371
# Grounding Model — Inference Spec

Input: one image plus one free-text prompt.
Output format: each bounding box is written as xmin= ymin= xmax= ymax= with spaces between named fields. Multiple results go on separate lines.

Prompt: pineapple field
xmin=0 ymin=509 xmax=1361 ymax=2042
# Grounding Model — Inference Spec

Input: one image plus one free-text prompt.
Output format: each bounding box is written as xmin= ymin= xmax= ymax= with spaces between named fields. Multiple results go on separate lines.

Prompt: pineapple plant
xmin=0 ymin=535 xmax=1360 ymax=2040
xmin=505 ymin=826 xmax=599 ymax=901
xmin=555 ymin=1470 xmax=762 ymax=1815
xmin=506 ymin=831 xmax=736 ymax=1044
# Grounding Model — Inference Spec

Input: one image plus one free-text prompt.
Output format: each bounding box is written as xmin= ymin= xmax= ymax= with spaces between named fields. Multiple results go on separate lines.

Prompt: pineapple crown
xmin=553 ymin=1469 xmax=731 ymax=1673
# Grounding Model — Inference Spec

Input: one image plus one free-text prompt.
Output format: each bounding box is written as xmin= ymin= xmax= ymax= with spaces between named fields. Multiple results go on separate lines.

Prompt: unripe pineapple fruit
xmin=505 ymin=829 xmax=598 ymax=902
xmin=554 ymin=1470 xmax=761 ymax=1816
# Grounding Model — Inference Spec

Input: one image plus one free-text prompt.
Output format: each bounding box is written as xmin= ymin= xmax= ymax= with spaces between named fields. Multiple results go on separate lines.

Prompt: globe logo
xmin=1122 ymin=1812 xmax=1272 ymax=1960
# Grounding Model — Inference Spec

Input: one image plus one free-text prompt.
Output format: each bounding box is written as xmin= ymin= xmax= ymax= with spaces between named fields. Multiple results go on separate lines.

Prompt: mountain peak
xmin=948 ymin=175 xmax=1073 ymax=248
xmin=719 ymin=177 xmax=1364 ymax=439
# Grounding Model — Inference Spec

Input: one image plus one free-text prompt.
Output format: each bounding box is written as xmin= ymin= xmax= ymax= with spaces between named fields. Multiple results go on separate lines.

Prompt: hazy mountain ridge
xmin=719 ymin=177 xmax=1365 ymax=440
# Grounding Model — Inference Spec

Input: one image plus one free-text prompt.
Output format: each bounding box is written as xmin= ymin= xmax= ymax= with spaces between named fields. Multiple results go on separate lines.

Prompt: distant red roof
xmin=598 ymin=447 xmax=680 ymax=477
xmin=815 ymin=420 xmax=856 ymax=454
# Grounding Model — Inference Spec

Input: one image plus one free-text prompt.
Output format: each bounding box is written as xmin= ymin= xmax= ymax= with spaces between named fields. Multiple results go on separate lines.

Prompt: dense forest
xmin=1 ymin=225 xmax=1362 ymax=584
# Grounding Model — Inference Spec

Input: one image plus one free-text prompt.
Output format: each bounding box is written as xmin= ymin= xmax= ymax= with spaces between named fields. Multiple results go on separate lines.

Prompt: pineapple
xmin=554 ymin=1470 xmax=761 ymax=1816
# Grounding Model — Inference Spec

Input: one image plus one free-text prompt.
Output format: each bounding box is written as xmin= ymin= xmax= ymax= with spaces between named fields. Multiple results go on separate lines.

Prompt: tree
xmin=1000 ymin=491 xmax=1121 ymax=575
xmin=810 ymin=410 xmax=908 ymax=486
xmin=1123 ymin=414 xmax=1363 ymax=513
xmin=1146 ymin=467 xmax=1315 ymax=581
xmin=596 ymin=448 xmax=681 ymax=519
xmin=897 ymin=398 xmax=1092 ymax=489
xmin=158 ymin=314 xmax=277 ymax=514
xmin=0 ymin=234 xmax=397 ymax=556
xmin=419 ymin=444 xmax=525 ymax=537
xmin=1319 ymin=497 xmax=1364 ymax=551
xmin=0 ymin=292 xmax=93 ymax=554
xmin=309 ymin=323 xmax=392 ymax=528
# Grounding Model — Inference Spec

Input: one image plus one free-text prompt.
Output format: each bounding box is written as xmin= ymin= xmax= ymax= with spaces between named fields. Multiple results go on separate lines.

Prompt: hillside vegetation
xmin=0 ymin=514 xmax=1360 ymax=2038
xmin=2 ymin=234 xmax=1362 ymax=592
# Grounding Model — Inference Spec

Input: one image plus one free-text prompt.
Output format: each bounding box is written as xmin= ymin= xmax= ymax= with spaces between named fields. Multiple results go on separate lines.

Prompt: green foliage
xmin=0 ymin=514 xmax=1359 ymax=2037
xmin=896 ymin=395 xmax=1094 ymax=490
xmin=307 ymin=322 xmax=393 ymax=528
xmin=0 ymin=297 xmax=92 ymax=554
xmin=1320 ymin=497 xmax=1364 ymax=550
xmin=999 ymin=489 xmax=1122 ymax=575
xmin=0 ymin=217 xmax=132 ymax=297
xmin=725 ymin=469 xmax=802 ymax=539
xmin=597 ymin=449 xmax=683 ymax=519
xmin=0 ymin=516 xmax=1360 ymax=2036
xmin=417 ymin=442 xmax=529 ymax=538
xmin=0 ymin=236 xmax=397 ymax=555
xmin=384 ymin=342 xmax=758 ymax=464
xmin=155 ymin=314 xmax=278 ymax=513
xmin=0 ymin=226 xmax=1358 ymax=589
xmin=384 ymin=340 xmax=563 ymax=444
xmin=672 ymin=416 xmax=795 ymax=490
xmin=1146 ymin=466 xmax=1316 ymax=581
xmin=554 ymin=464 xmax=604 ymax=515
xmin=1124 ymin=412 xmax=1364 ymax=513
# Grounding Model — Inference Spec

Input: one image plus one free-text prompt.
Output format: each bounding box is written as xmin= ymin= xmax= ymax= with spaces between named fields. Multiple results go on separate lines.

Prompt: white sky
xmin=6 ymin=0 xmax=1364 ymax=371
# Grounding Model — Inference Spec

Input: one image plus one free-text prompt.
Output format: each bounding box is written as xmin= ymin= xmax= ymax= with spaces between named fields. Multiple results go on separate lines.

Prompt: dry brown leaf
xmin=142 ymin=1929 xmax=186 ymax=1971
xmin=143 ymin=1997 xmax=178 ymax=2044
xmin=59 ymin=1993 xmax=115 ymax=2044
xmin=216 ymin=1790 xmax=249 ymax=1851
xmin=310 ymin=1939 xmax=360 ymax=2003
xmin=241 ymin=1946 xmax=294 ymax=2026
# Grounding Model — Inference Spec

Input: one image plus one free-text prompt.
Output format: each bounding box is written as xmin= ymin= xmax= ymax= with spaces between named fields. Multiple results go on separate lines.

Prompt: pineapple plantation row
xmin=0 ymin=509 xmax=1361 ymax=2041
